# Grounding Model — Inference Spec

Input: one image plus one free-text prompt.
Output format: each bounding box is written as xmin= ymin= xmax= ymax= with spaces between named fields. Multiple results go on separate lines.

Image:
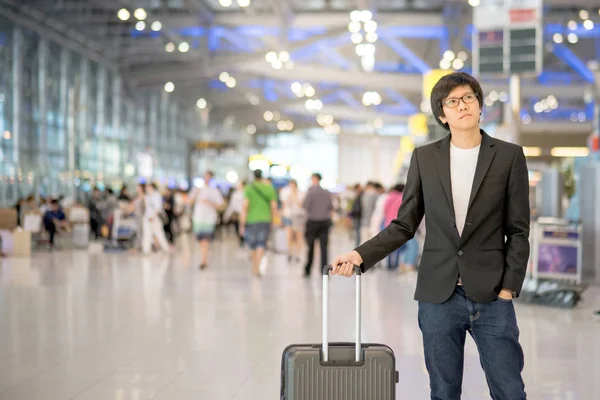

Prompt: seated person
xmin=43 ymin=200 xmax=69 ymax=249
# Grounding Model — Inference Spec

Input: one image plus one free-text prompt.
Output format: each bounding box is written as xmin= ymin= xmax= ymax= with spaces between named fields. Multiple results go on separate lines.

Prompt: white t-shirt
xmin=279 ymin=186 xmax=305 ymax=219
xmin=450 ymin=142 xmax=480 ymax=236
xmin=191 ymin=186 xmax=224 ymax=225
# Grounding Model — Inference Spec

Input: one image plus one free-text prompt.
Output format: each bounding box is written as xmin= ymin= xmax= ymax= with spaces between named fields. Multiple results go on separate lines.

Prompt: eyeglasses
xmin=442 ymin=93 xmax=478 ymax=108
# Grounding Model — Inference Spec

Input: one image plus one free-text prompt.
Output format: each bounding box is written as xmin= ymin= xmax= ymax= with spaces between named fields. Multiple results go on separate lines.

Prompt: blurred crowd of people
xmin=10 ymin=172 xmax=424 ymax=277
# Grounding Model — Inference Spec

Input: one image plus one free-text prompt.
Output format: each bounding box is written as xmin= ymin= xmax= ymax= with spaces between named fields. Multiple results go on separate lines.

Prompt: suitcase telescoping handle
xmin=322 ymin=264 xmax=362 ymax=363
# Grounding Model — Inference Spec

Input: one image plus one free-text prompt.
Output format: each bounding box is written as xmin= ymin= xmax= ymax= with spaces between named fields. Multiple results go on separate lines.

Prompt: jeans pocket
xmin=496 ymin=297 xmax=513 ymax=303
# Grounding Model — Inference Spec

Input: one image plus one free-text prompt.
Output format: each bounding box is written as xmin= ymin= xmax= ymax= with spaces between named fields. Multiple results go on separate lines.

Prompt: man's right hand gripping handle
xmin=330 ymin=250 xmax=364 ymax=277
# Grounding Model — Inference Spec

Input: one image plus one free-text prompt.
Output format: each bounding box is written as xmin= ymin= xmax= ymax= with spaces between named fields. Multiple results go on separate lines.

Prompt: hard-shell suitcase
xmin=281 ymin=265 xmax=398 ymax=399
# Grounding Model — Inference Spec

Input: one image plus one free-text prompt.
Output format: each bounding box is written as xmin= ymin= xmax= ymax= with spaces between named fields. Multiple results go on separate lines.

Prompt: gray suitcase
xmin=281 ymin=265 xmax=398 ymax=399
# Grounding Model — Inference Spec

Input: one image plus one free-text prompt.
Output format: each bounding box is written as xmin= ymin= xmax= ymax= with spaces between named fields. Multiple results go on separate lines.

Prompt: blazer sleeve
xmin=354 ymin=148 xmax=425 ymax=272
xmin=501 ymin=146 xmax=531 ymax=296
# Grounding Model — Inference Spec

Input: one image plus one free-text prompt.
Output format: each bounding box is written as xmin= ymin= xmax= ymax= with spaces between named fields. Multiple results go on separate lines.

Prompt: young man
xmin=189 ymin=171 xmax=224 ymax=269
xmin=331 ymin=72 xmax=530 ymax=400
xmin=240 ymin=169 xmax=278 ymax=276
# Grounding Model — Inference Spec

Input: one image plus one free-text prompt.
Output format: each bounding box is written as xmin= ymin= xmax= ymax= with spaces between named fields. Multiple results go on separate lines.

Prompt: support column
xmin=112 ymin=74 xmax=122 ymax=172
xmin=37 ymin=38 xmax=48 ymax=185
xmin=12 ymin=25 xmax=22 ymax=168
xmin=96 ymin=66 xmax=106 ymax=177
xmin=149 ymin=93 xmax=158 ymax=152
xmin=78 ymin=58 xmax=89 ymax=174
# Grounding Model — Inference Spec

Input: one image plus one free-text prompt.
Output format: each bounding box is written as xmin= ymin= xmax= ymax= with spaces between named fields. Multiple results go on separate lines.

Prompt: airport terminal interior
xmin=1 ymin=0 xmax=600 ymax=399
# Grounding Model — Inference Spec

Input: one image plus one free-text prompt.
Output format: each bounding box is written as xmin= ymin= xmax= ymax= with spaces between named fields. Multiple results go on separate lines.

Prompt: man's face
xmin=204 ymin=173 xmax=212 ymax=184
xmin=438 ymin=85 xmax=480 ymax=131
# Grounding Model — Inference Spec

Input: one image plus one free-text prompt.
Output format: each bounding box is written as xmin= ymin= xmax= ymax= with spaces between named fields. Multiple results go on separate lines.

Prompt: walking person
xmin=302 ymin=173 xmax=333 ymax=277
xmin=142 ymin=183 xmax=171 ymax=255
xmin=240 ymin=169 xmax=278 ymax=277
xmin=331 ymin=72 xmax=530 ymax=400
xmin=279 ymin=179 xmax=305 ymax=263
xmin=189 ymin=171 xmax=225 ymax=269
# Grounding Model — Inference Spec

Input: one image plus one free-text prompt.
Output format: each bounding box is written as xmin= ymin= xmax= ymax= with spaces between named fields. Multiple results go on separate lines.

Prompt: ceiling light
xmin=489 ymin=90 xmax=499 ymax=101
xmin=550 ymin=147 xmax=589 ymax=157
xmin=151 ymin=21 xmax=162 ymax=31
xmin=226 ymin=77 xmax=236 ymax=88
xmin=523 ymin=147 xmax=542 ymax=157
xmin=499 ymin=91 xmax=509 ymax=102
xmin=134 ymin=8 xmax=147 ymax=20
xmin=350 ymin=10 xmax=362 ymax=22
xmin=361 ymin=55 xmax=375 ymax=72
xmin=567 ymin=33 xmax=578 ymax=43
xmin=279 ymin=51 xmax=290 ymax=62
xmin=164 ymin=82 xmax=175 ymax=93
xmin=351 ymin=33 xmax=363 ymax=44
xmin=272 ymin=60 xmax=283 ymax=69
xmin=266 ymin=51 xmax=277 ymax=63
xmin=135 ymin=21 xmax=146 ymax=31
xmin=364 ymin=20 xmax=378 ymax=33
xmin=277 ymin=120 xmax=286 ymax=131
xmin=553 ymin=33 xmax=563 ymax=43
xmin=196 ymin=98 xmax=207 ymax=109
xmin=579 ymin=10 xmax=589 ymax=20
xmin=237 ymin=0 xmax=251 ymax=7
xmin=219 ymin=72 xmax=230 ymax=82
xmin=485 ymin=97 xmax=494 ymax=107
xmin=443 ymin=50 xmax=455 ymax=61
xmin=247 ymin=124 xmax=256 ymax=135
xmin=305 ymin=99 xmax=315 ymax=111
xmin=468 ymin=0 xmax=480 ymax=6
xmin=304 ymin=85 xmax=315 ymax=97
xmin=583 ymin=19 xmax=594 ymax=30
xmin=348 ymin=21 xmax=362 ymax=33
xmin=547 ymin=95 xmax=558 ymax=109
xmin=360 ymin=10 xmax=373 ymax=22
xmin=284 ymin=120 xmax=294 ymax=131
xmin=219 ymin=0 xmax=233 ymax=6
xmin=264 ymin=111 xmax=273 ymax=121
xmin=3 ymin=130 xmax=11 ymax=140
xmin=439 ymin=59 xmax=451 ymax=70
xmin=165 ymin=42 xmax=175 ymax=52
xmin=521 ymin=114 xmax=532 ymax=124
xmin=452 ymin=58 xmax=464 ymax=70
xmin=117 ymin=8 xmax=130 ymax=21
xmin=291 ymin=82 xmax=302 ymax=95
xmin=457 ymin=51 xmax=468 ymax=61
xmin=533 ymin=102 xmax=543 ymax=113
xmin=568 ymin=20 xmax=577 ymax=30
xmin=178 ymin=42 xmax=190 ymax=52
xmin=314 ymin=100 xmax=323 ymax=110
xmin=578 ymin=112 xmax=586 ymax=122
xmin=365 ymin=32 xmax=378 ymax=43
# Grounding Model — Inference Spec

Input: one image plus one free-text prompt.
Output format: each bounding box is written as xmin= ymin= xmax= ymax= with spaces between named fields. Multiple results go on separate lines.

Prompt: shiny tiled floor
xmin=1 ymin=231 xmax=599 ymax=400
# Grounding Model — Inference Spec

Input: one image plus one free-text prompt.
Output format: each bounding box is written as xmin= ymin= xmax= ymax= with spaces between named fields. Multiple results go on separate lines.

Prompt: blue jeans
xmin=418 ymin=286 xmax=526 ymax=400
xmin=388 ymin=238 xmax=419 ymax=269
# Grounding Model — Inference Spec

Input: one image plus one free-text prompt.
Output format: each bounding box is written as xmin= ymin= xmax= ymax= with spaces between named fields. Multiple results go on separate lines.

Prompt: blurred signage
xmin=194 ymin=141 xmax=232 ymax=150
xmin=473 ymin=0 xmax=543 ymax=76
xmin=423 ymin=69 xmax=450 ymax=101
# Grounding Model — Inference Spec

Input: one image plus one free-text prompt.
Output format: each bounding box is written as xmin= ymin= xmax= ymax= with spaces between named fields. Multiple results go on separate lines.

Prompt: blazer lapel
xmin=467 ymin=131 xmax=497 ymax=210
xmin=433 ymin=135 xmax=455 ymax=219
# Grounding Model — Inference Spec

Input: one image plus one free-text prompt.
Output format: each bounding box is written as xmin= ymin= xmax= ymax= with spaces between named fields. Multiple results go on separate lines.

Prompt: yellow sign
xmin=393 ymin=136 xmax=415 ymax=172
xmin=408 ymin=113 xmax=428 ymax=136
xmin=195 ymin=141 xmax=226 ymax=150
xmin=423 ymin=69 xmax=451 ymax=101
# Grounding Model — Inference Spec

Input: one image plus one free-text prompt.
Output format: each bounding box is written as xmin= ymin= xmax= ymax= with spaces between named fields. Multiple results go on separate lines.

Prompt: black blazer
xmin=355 ymin=130 xmax=530 ymax=303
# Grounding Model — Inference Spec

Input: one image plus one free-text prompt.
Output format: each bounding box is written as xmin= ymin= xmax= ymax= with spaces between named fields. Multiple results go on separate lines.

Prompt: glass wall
xmin=0 ymin=17 xmax=193 ymax=207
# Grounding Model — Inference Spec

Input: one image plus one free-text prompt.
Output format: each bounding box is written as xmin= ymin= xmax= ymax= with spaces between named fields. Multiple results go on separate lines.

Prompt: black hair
xmin=393 ymin=183 xmax=405 ymax=193
xmin=51 ymin=199 xmax=59 ymax=206
xmin=253 ymin=169 xmax=263 ymax=179
xmin=205 ymin=170 xmax=214 ymax=178
xmin=430 ymin=72 xmax=484 ymax=131
xmin=312 ymin=173 xmax=322 ymax=181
